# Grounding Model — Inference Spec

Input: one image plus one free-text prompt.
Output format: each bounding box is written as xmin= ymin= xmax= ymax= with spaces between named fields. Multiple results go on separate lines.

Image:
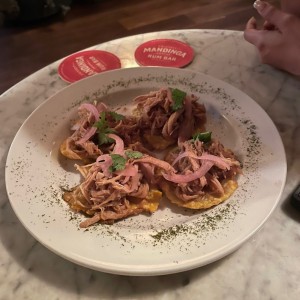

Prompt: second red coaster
xmin=58 ymin=50 xmax=121 ymax=83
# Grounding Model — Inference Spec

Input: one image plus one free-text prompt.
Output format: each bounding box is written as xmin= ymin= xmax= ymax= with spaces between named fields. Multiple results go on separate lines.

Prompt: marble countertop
xmin=0 ymin=29 xmax=299 ymax=300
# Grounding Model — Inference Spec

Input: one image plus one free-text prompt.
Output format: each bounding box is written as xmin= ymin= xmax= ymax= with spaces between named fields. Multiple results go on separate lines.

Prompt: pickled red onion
xmin=76 ymin=127 xmax=97 ymax=145
xmin=79 ymin=103 xmax=99 ymax=121
xmin=108 ymin=133 xmax=125 ymax=156
xmin=75 ymin=103 xmax=100 ymax=144
xmin=162 ymin=160 xmax=214 ymax=184
xmin=171 ymin=151 xmax=230 ymax=170
xmin=96 ymin=102 xmax=108 ymax=112
xmin=199 ymin=153 xmax=230 ymax=170
xmin=117 ymin=163 xmax=138 ymax=178
xmin=171 ymin=151 xmax=199 ymax=166
xmin=134 ymin=156 xmax=176 ymax=173
xmin=96 ymin=154 xmax=113 ymax=177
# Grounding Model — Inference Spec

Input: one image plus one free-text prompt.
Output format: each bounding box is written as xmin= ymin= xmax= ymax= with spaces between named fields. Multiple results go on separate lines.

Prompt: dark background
xmin=0 ymin=0 xmax=260 ymax=95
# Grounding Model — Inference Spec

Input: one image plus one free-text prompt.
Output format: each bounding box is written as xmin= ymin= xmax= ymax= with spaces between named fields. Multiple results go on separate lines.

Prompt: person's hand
xmin=244 ymin=0 xmax=300 ymax=76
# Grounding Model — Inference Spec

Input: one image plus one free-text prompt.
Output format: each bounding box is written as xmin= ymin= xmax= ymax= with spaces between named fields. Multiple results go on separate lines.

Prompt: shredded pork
xmin=60 ymin=87 xmax=242 ymax=227
xmin=134 ymin=88 xmax=206 ymax=145
xmin=164 ymin=139 xmax=241 ymax=201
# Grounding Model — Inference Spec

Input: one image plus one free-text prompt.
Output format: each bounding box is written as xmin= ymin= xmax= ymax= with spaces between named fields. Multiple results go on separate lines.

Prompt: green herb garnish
xmin=125 ymin=150 xmax=143 ymax=159
xmin=109 ymin=111 xmax=125 ymax=121
xmin=94 ymin=112 xmax=115 ymax=145
xmin=109 ymin=154 xmax=126 ymax=172
xmin=98 ymin=132 xmax=115 ymax=145
xmin=193 ymin=131 xmax=212 ymax=143
xmin=171 ymin=88 xmax=186 ymax=111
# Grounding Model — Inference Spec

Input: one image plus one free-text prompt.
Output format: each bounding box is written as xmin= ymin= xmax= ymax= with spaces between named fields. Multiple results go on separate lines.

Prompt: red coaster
xmin=134 ymin=39 xmax=194 ymax=68
xmin=58 ymin=50 xmax=121 ymax=83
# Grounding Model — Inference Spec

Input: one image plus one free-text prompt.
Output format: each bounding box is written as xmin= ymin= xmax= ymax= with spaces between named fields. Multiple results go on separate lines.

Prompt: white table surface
xmin=0 ymin=29 xmax=299 ymax=300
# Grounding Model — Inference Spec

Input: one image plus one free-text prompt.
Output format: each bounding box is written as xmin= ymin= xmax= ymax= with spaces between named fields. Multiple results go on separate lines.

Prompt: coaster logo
xmin=143 ymin=47 xmax=187 ymax=58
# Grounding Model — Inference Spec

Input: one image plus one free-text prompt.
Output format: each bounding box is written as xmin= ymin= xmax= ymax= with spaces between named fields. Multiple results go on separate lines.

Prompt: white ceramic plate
xmin=5 ymin=67 xmax=286 ymax=276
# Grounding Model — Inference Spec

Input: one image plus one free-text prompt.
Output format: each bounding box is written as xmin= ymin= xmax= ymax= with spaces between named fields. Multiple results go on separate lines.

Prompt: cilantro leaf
xmin=109 ymin=154 xmax=126 ymax=172
xmin=125 ymin=150 xmax=143 ymax=159
xmin=192 ymin=131 xmax=212 ymax=143
xmin=171 ymin=88 xmax=186 ymax=111
xmin=94 ymin=111 xmax=107 ymax=129
xmin=94 ymin=111 xmax=107 ymax=131
xmin=109 ymin=111 xmax=125 ymax=121
xmin=94 ymin=112 xmax=116 ymax=145
xmin=98 ymin=132 xmax=115 ymax=145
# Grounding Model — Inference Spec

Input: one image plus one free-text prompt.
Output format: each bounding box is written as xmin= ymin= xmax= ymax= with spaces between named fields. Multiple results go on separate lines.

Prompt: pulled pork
xmin=163 ymin=139 xmax=242 ymax=201
xmin=60 ymin=87 xmax=242 ymax=227
xmin=134 ymin=88 xmax=206 ymax=145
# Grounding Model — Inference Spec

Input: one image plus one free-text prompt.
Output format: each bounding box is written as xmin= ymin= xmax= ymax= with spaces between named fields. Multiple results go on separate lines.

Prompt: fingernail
xmin=253 ymin=0 xmax=266 ymax=11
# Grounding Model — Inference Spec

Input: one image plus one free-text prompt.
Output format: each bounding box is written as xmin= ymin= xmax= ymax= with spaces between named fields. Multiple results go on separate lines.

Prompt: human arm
xmin=244 ymin=0 xmax=300 ymax=76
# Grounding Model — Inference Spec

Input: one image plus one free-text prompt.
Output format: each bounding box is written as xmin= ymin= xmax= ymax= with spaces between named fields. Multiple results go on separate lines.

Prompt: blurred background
xmin=0 ymin=0 xmax=270 ymax=95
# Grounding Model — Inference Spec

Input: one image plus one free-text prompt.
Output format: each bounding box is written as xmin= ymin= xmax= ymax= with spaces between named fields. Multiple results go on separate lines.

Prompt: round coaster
xmin=134 ymin=39 xmax=194 ymax=68
xmin=58 ymin=50 xmax=121 ymax=83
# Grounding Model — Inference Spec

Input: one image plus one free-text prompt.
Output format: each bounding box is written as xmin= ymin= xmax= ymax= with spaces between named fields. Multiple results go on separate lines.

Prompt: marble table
xmin=0 ymin=29 xmax=299 ymax=300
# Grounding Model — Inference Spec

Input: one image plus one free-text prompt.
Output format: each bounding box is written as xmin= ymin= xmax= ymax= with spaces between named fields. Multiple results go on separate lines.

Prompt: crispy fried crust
xmin=62 ymin=185 xmax=90 ymax=213
xmin=60 ymin=139 xmax=83 ymax=160
xmin=160 ymin=179 xmax=238 ymax=209
xmin=63 ymin=186 xmax=163 ymax=221
xmin=128 ymin=189 xmax=162 ymax=212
